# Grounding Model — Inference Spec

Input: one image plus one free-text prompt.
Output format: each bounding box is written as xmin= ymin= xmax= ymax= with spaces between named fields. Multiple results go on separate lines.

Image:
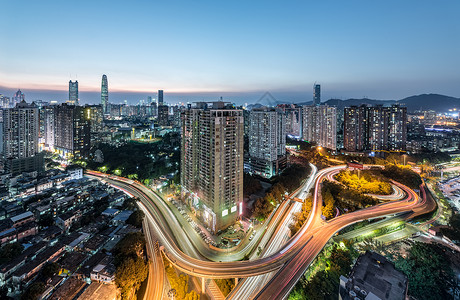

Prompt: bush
xmin=335 ymin=170 xmax=392 ymax=195
xmin=215 ymin=278 xmax=235 ymax=296
xmin=126 ymin=210 xmax=145 ymax=228
xmin=381 ymin=165 xmax=422 ymax=190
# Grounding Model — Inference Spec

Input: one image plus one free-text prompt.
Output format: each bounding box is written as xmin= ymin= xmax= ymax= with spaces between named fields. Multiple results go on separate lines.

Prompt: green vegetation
xmin=392 ymin=242 xmax=455 ymax=300
xmin=253 ymin=164 xmax=311 ymax=220
xmin=38 ymin=213 xmax=54 ymax=228
xmin=289 ymin=242 xmax=355 ymax=300
xmin=83 ymin=136 xmax=180 ymax=182
xmin=350 ymin=222 xmax=406 ymax=243
xmin=0 ymin=242 xmax=24 ymax=264
xmin=215 ymin=278 xmax=235 ymax=296
xmin=335 ymin=170 xmax=392 ymax=195
xmin=322 ymin=188 xmax=335 ymax=220
xmin=322 ymin=180 xmax=378 ymax=213
xmin=290 ymin=197 xmax=313 ymax=235
xmin=126 ymin=210 xmax=145 ymax=228
xmin=113 ymin=232 xmax=149 ymax=300
xmin=440 ymin=213 xmax=460 ymax=242
xmin=41 ymin=262 xmax=60 ymax=278
xmin=21 ymin=282 xmax=46 ymax=300
xmin=243 ymin=173 xmax=262 ymax=196
xmin=164 ymin=258 xmax=200 ymax=300
xmin=381 ymin=165 xmax=422 ymax=190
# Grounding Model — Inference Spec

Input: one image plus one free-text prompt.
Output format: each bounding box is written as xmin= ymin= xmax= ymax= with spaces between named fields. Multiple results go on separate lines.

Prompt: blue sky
xmin=1 ymin=0 xmax=459 ymax=104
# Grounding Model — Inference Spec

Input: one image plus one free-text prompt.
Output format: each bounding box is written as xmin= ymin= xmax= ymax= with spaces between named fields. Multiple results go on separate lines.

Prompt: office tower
xmin=302 ymin=105 xmax=337 ymax=150
xmin=69 ymin=80 xmax=79 ymax=105
xmin=54 ymin=104 xmax=90 ymax=158
xmin=158 ymin=90 xmax=164 ymax=106
xmin=343 ymin=105 xmax=407 ymax=152
xmin=11 ymin=89 xmax=25 ymax=108
xmin=247 ymin=107 xmax=286 ymax=178
xmin=147 ymin=96 xmax=153 ymax=105
xmin=313 ymin=84 xmax=321 ymax=106
xmin=101 ymin=75 xmax=108 ymax=114
xmin=181 ymin=102 xmax=244 ymax=233
xmin=387 ymin=105 xmax=407 ymax=151
xmin=3 ymin=100 xmax=43 ymax=174
xmin=158 ymin=105 xmax=169 ymax=126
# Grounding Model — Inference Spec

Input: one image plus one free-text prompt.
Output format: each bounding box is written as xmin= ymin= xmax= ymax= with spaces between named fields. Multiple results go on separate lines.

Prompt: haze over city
xmin=1 ymin=1 xmax=460 ymax=300
xmin=1 ymin=1 xmax=460 ymax=104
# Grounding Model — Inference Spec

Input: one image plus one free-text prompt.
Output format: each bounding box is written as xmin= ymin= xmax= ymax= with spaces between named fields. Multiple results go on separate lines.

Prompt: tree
xmin=126 ymin=210 xmax=145 ymax=228
xmin=0 ymin=242 xmax=24 ymax=264
xmin=394 ymin=242 xmax=454 ymax=300
xmin=113 ymin=232 xmax=146 ymax=261
xmin=41 ymin=262 xmax=60 ymax=278
xmin=115 ymin=257 xmax=148 ymax=300
xmin=21 ymin=282 xmax=45 ymax=300
xmin=121 ymin=197 xmax=138 ymax=211
xmin=38 ymin=213 xmax=54 ymax=228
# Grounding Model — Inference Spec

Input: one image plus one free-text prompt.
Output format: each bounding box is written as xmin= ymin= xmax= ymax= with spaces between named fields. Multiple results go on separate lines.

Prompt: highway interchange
xmin=87 ymin=164 xmax=436 ymax=300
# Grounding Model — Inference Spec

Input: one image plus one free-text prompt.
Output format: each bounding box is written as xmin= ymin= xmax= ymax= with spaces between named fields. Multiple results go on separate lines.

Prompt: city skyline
xmin=1 ymin=1 xmax=459 ymax=104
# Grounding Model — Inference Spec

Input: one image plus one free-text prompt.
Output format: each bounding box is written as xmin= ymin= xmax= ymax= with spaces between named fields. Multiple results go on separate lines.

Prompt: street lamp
xmin=403 ymin=154 xmax=408 ymax=166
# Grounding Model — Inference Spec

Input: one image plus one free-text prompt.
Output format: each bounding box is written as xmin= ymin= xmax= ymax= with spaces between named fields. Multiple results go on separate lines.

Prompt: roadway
xmin=86 ymin=166 xmax=436 ymax=298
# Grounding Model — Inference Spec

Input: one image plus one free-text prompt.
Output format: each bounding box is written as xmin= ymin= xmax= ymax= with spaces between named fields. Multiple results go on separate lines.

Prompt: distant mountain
xmin=296 ymin=94 xmax=460 ymax=113
xmin=398 ymin=94 xmax=460 ymax=112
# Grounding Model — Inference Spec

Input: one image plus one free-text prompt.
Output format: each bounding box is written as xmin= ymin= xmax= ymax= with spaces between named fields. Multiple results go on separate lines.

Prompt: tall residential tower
xmin=247 ymin=107 xmax=286 ymax=178
xmin=181 ymin=102 xmax=244 ymax=233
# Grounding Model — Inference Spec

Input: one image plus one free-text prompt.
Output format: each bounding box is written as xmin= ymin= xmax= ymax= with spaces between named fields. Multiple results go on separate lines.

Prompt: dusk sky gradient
xmin=1 ymin=0 xmax=459 ymax=105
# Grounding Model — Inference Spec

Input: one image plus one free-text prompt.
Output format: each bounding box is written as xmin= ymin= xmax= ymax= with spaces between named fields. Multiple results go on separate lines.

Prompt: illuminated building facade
xmin=302 ymin=105 xmax=337 ymax=150
xmin=247 ymin=107 xmax=286 ymax=178
xmin=181 ymin=102 xmax=244 ymax=232
xmin=101 ymin=75 xmax=109 ymax=114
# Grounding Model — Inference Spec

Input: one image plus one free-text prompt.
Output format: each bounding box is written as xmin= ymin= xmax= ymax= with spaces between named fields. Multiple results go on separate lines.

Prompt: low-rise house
xmin=11 ymin=211 xmax=34 ymax=228
xmin=90 ymin=256 xmax=115 ymax=284
xmin=56 ymin=210 xmax=81 ymax=231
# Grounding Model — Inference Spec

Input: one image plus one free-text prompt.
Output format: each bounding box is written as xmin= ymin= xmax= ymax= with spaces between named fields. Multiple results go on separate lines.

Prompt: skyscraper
xmin=101 ymin=75 xmax=109 ymax=114
xmin=54 ymin=104 xmax=90 ymax=158
xmin=11 ymin=89 xmax=25 ymax=108
xmin=313 ymin=84 xmax=321 ymax=106
xmin=247 ymin=107 xmax=286 ymax=178
xmin=158 ymin=90 xmax=164 ymax=106
xmin=69 ymin=80 xmax=79 ymax=106
xmin=302 ymin=105 xmax=337 ymax=150
xmin=3 ymin=100 xmax=43 ymax=174
xmin=181 ymin=102 xmax=244 ymax=233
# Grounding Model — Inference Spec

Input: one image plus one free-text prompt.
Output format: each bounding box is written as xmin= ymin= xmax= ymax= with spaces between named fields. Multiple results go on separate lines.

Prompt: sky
xmin=1 ymin=0 xmax=459 ymax=105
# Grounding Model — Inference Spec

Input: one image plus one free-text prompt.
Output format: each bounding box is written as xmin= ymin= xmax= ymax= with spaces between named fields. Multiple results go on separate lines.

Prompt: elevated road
xmin=86 ymin=166 xmax=435 ymax=298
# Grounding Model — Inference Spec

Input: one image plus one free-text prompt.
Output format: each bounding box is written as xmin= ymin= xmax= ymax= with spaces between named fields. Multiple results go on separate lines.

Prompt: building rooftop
xmin=339 ymin=251 xmax=408 ymax=300
xmin=10 ymin=211 xmax=34 ymax=223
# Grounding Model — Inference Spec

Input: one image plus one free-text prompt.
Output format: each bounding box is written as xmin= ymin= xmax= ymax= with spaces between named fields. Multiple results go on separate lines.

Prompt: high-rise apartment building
xmin=279 ymin=104 xmax=302 ymax=138
xmin=247 ymin=107 xmax=286 ymax=178
xmin=3 ymin=100 xmax=43 ymax=174
xmin=158 ymin=105 xmax=169 ymax=126
xmin=181 ymin=102 xmax=244 ymax=232
xmin=43 ymin=106 xmax=55 ymax=150
xmin=387 ymin=105 xmax=407 ymax=151
xmin=158 ymin=90 xmax=164 ymax=106
xmin=69 ymin=80 xmax=79 ymax=106
xmin=343 ymin=105 xmax=407 ymax=152
xmin=313 ymin=84 xmax=321 ymax=106
xmin=54 ymin=104 xmax=90 ymax=158
xmin=101 ymin=75 xmax=108 ymax=114
xmin=302 ymin=105 xmax=337 ymax=150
